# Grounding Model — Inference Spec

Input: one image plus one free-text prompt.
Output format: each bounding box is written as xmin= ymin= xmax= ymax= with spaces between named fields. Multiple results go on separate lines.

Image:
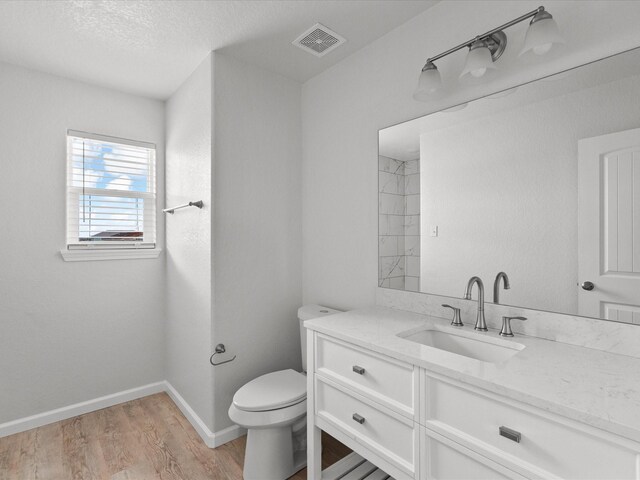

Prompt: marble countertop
xmin=305 ymin=306 xmax=640 ymax=444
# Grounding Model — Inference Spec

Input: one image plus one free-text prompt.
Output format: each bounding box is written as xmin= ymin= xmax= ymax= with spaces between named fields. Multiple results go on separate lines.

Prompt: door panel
xmin=603 ymin=150 xmax=640 ymax=274
xmin=603 ymin=302 xmax=640 ymax=325
xmin=578 ymin=129 xmax=640 ymax=321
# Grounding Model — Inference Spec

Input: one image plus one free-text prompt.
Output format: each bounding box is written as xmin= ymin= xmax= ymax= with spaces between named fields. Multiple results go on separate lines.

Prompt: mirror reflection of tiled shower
xmin=378 ymin=155 xmax=420 ymax=291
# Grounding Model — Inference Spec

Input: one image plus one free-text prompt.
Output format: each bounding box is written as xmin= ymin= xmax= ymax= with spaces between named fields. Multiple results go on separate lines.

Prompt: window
xmin=65 ymin=130 xmax=156 ymax=256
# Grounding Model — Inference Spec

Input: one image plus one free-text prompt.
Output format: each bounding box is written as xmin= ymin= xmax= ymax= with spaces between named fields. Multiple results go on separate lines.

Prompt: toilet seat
xmin=229 ymin=398 xmax=307 ymax=429
xmin=233 ymin=369 xmax=306 ymax=412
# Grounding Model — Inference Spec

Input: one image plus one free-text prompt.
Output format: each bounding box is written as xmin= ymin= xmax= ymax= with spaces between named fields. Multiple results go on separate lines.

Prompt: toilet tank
xmin=298 ymin=305 xmax=341 ymax=372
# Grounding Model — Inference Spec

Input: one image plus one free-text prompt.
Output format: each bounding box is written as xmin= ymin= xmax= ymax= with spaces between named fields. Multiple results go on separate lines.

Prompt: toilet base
xmin=243 ymin=425 xmax=306 ymax=480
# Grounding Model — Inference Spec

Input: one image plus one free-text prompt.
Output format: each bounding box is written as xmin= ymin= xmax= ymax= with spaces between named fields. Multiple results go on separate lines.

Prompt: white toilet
xmin=228 ymin=305 xmax=340 ymax=480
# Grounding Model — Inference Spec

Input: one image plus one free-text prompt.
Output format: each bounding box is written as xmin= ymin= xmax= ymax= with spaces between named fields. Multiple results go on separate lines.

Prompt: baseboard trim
xmin=163 ymin=381 xmax=246 ymax=448
xmin=0 ymin=381 xmax=165 ymax=439
xmin=0 ymin=380 xmax=246 ymax=449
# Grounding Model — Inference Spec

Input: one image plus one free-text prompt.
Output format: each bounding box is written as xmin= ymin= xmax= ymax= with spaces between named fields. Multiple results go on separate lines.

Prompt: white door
xmin=578 ymin=128 xmax=640 ymax=323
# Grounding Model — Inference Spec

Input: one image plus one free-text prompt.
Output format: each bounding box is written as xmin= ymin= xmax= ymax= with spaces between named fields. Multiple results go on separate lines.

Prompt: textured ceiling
xmin=0 ymin=0 xmax=437 ymax=99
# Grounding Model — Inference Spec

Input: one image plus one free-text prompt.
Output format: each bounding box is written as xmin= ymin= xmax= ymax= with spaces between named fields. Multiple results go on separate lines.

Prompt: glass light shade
xmin=413 ymin=63 xmax=442 ymax=100
xmin=520 ymin=16 xmax=565 ymax=56
xmin=460 ymin=43 xmax=496 ymax=80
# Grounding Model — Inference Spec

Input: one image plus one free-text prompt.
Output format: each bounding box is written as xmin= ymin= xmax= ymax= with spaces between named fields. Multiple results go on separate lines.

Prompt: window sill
xmin=60 ymin=248 xmax=162 ymax=262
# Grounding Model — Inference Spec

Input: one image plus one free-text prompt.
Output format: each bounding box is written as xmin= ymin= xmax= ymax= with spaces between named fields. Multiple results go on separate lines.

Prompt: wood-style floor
xmin=0 ymin=392 xmax=351 ymax=480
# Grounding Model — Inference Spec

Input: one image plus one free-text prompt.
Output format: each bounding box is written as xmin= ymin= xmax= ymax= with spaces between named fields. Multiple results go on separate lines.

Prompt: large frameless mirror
xmin=379 ymin=47 xmax=640 ymax=324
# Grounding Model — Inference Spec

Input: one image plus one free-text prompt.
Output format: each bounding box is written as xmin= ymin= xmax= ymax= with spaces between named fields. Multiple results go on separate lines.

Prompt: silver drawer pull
xmin=352 ymin=365 xmax=365 ymax=375
xmin=499 ymin=426 xmax=521 ymax=443
xmin=352 ymin=413 xmax=365 ymax=424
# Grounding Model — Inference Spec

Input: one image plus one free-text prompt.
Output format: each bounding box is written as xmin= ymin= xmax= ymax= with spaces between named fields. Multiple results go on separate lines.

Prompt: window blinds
xmin=66 ymin=130 xmax=156 ymax=249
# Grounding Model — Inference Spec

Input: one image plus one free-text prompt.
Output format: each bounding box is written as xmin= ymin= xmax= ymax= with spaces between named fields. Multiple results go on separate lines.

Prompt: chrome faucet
xmin=493 ymin=271 xmax=510 ymax=304
xmin=464 ymin=276 xmax=487 ymax=331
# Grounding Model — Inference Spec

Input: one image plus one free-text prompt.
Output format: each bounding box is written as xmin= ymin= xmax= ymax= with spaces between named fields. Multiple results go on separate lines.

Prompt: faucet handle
xmin=442 ymin=304 xmax=463 ymax=327
xmin=499 ymin=316 xmax=527 ymax=337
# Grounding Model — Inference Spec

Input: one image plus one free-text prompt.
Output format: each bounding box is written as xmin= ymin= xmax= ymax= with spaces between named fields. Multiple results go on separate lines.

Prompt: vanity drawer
xmin=424 ymin=374 xmax=640 ymax=480
xmin=422 ymin=428 xmax=527 ymax=480
xmin=315 ymin=333 xmax=416 ymax=418
xmin=315 ymin=375 xmax=418 ymax=478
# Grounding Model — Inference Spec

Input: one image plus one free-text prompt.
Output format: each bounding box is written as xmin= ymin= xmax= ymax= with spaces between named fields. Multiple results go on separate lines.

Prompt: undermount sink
xmin=398 ymin=328 xmax=525 ymax=363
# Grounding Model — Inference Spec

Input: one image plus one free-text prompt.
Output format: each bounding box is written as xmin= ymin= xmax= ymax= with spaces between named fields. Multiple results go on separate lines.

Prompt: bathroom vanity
xmin=305 ymin=307 xmax=640 ymax=479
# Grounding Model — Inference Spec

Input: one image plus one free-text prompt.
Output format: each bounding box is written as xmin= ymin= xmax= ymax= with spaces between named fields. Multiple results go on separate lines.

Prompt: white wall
xmin=165 ymin=52 xmax=302 ymax=434
xmin=165 ymin=54 xmax=215 ymax=430
xmin=0 ymin=61 xmax=165 ymax=424
xmin=211 ymin=53 xmax=303 ymax=431
xmin=301 ymin=0 xmax=640 ymax=311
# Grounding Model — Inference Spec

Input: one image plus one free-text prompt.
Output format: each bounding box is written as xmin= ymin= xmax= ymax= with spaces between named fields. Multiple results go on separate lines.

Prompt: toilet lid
xmin=233 ymin=369 xmax=306 ymax=412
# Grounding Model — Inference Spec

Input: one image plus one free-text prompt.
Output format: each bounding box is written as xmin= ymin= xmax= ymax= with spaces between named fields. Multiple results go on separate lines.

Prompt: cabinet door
xmin=422 ymin=429 xmax=527 ymax=480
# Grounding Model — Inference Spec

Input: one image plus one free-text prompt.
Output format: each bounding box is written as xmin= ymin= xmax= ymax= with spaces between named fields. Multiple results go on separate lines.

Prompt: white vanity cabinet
xmin=307 ymin=331 xmax=640 ymax=480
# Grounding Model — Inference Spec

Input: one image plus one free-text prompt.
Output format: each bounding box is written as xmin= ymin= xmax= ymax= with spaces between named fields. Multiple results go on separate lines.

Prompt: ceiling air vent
xmin=293 ymin=23 xmax=346 ymax=57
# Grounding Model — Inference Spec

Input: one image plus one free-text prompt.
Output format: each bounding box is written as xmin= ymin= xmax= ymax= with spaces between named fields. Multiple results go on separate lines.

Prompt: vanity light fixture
xmin=414 ymin=6 xmax=564 ymax=100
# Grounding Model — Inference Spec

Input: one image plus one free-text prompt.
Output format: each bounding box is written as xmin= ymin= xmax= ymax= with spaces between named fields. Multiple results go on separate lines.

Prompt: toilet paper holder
xmin=210 ymin=343 xmax=236 ymax=366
